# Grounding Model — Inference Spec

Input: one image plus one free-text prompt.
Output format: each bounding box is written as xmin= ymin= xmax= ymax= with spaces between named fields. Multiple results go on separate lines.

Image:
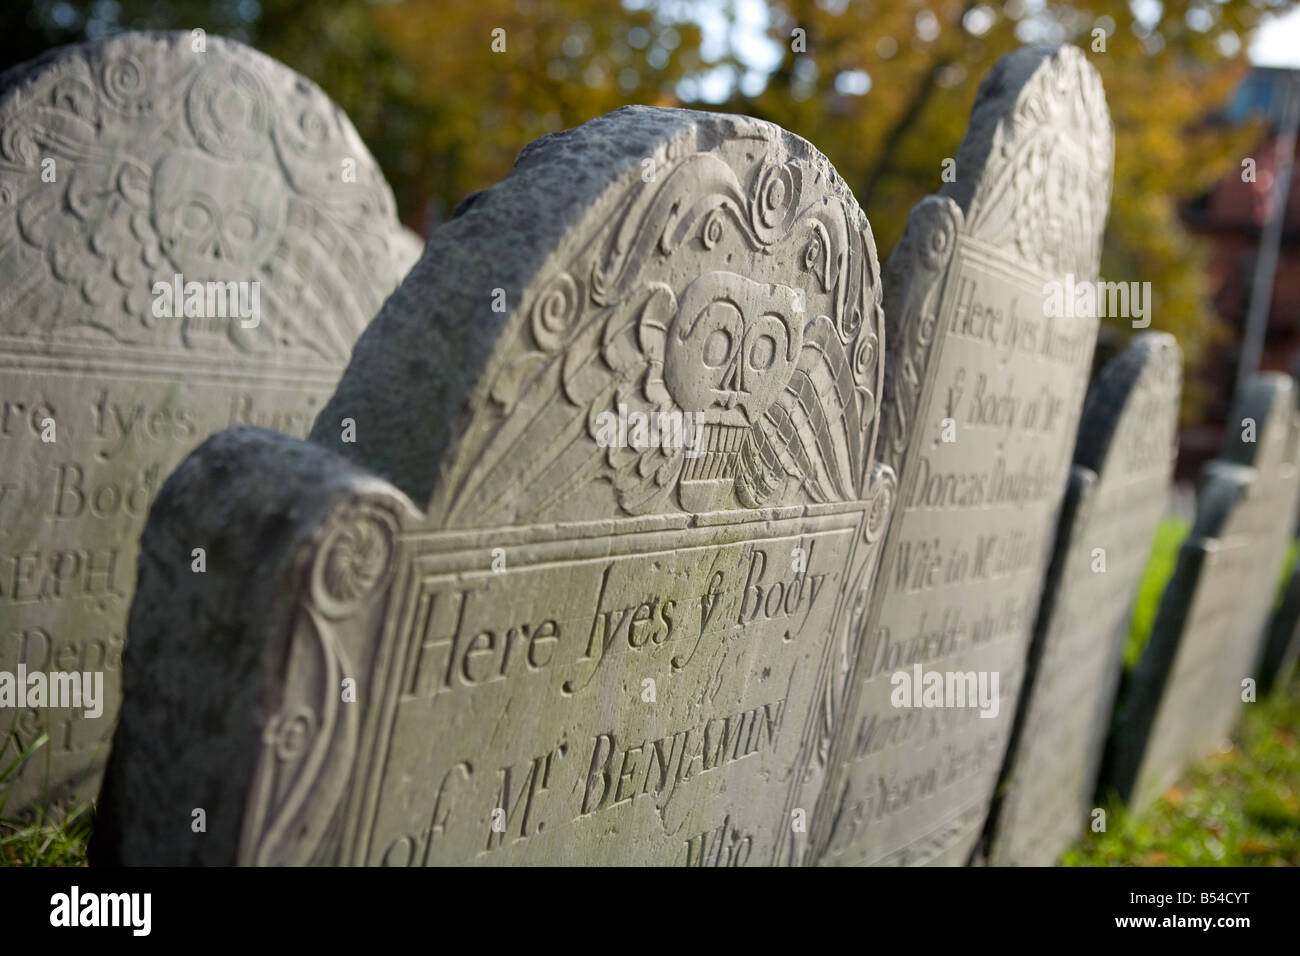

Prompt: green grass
xmin=1064 ymin=680 xmax=1300 ymax=866
xmin=1067 ymin=515 xmax=1300 ymax=866
xmin=0 ymin=735 xmax=92 ymax=867
xmin=2 ymin=517 xmax=1296 ymax=867
xmin=1123 ymin=517 xmax=1190 ymax=669
xmin=1124 ymin=521 xmax=1299 ymax=671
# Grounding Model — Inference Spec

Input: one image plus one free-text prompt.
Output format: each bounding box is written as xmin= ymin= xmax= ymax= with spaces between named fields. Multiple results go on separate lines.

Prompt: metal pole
xmin=1237 ymin=74 xmax=1300 ymax=392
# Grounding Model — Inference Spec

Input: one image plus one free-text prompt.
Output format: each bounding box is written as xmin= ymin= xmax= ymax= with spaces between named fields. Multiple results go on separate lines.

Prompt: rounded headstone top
xmin=0 ymin=30 xmax=414 ymax=359
xmin=1220 ymin=372 xmax=1297 ymax=468
xmin=944 ymin=44 xmax=1114 ymax=279
xmin=313 ymin=105 xmax=888 ymax=527
xmin=1074 ymin=331 xmax=1182 ymax=476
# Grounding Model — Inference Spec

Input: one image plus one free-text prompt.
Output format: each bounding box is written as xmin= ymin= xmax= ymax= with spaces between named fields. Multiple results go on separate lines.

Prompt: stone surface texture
xmin=94 ymin=104 xmax=897 ymax=866
xmin=1104 ymin=373 xmax=1300 ymax=810
xmin=811 ymin=44 xmax=1113 ymax=867
xmin=0 ymin=31 xmax=416 ymax=814
xmin=984 ymin=333 xmax=1180 ymax=866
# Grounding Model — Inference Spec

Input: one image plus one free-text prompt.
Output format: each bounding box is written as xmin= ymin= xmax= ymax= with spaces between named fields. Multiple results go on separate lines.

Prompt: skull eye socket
xmin=702 ymin=328 xmax=733 ymax=368
xmin=176 ymin=200 xmax=212 ymax=236
xmin=748 ymin=332 xmax=777 ymax=371
xmin=225 ymin=209 xmax=259 ymax=244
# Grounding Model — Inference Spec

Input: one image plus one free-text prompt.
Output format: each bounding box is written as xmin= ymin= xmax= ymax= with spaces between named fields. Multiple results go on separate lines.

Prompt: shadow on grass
xmin=1066 ymin=678 xmax=1300 ymax=865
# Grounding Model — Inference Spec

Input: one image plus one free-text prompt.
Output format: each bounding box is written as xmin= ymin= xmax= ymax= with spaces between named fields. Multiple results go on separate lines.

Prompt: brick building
xmin=1181 ymin=66 xmax=1300 ymax=478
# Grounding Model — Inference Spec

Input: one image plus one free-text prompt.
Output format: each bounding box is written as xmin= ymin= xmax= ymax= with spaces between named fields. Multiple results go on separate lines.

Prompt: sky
xmin=1251 ymin=7 xmax=1300 ymax=67
xmin=656 ymin=0 xmax=1300 ymax=104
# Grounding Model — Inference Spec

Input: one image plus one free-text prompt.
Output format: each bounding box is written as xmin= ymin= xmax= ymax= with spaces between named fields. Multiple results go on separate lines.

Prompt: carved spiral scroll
xmin=310 ymin=502 xmax=398 ymax=619
xmin=878 ymin=196 xmax=963 ymax=480
xmin=864 ymin=462 xmax=896 ymax=544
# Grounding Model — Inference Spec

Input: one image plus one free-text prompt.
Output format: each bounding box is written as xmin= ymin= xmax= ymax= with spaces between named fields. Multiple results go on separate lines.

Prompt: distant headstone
xmin=1103 ymin=373 xmax=1300 ymax=810
xmin=1260 ymin=560 xmax=1300 ymax=694
xmin=0 ymin=31 xmax=416 ymax=813
xmin=1257 ymin=356 xmax=1300 ymax=696
xmin=92 ymin=105 xmax=898 ymax=865
xmin=810 ymin=45 xmax=1113 ymax=866
xmin=983 ymin=333 xmax=1181 ymax=866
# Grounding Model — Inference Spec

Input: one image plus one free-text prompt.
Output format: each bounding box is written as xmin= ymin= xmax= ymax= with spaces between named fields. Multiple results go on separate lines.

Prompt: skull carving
xmin=152 ymin=149 xmax=286 ymax=277
xmin=665 ymin=271 xmax=803 ymax=426
xmin=664 ymin=272 xmax=804 ymax=503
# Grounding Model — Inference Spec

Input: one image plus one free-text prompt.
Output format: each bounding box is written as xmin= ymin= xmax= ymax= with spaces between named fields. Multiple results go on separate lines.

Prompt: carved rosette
xmin=185 ymin=61 xmax=271 ymax=161
xmin=311 ymin=504 xmax=398 ymax=618
xmin=239 ymin=498 xmax=401 ymax=866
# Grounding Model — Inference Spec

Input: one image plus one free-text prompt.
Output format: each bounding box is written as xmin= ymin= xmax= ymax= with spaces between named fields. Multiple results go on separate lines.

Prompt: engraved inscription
xmin=0 ymin=32 xmax=413 ymax=812
xmin=987 ymin=335 xmax=1181 ymax=865
xmin=813 ymin=44 xmax=1111 ymax=867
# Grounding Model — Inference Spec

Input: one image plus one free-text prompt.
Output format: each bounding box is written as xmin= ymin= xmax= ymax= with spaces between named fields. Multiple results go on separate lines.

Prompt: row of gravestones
xmin=2 ymin=31 xmax=1298 ymax=866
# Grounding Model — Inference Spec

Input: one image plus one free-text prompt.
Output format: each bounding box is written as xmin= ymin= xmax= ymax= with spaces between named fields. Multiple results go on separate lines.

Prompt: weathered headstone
xmin=1103 ymin=373 xmax=1300 ymax=810
xmin=0 ymin=31 xmax=416 ymax=813
xmin=1260 ymin=562 xmax=1300 ymax=693
xmin=1256 ymin=355 xmax=1300 ymax=696
xmin=1260 ymin=554 xmax=1300 ymax=694
xmin=982 ymin=333 xmax=1181 ymax=866
xmin=92 ymin=104 xmax=898 ymax=865
xmin=809 ymin=45 xmax=1113 ymax=866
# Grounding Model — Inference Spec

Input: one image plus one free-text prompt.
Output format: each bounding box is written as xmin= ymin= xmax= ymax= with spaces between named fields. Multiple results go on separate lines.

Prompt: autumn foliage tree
xmin=2 ymin=0 xmax=700 ymax=229
xmin=725 ymin=0 xmax=1279 ymax=416
xmin=3 ymin=0 xmax=1291 ymax=415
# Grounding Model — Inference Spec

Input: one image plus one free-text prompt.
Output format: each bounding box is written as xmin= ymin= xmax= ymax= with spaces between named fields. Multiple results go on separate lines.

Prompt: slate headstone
xmin=0 ymin=31 xmax=416 ymax=813
xmin=810 ymin=44 xmax=1113 ymax=866
xmin=1260 ymin=558 xmax=1300 ymax=694
xmin=1256 ymin=355 xmax=1300 ymax=696
xmin=983 ymin=333 xmax=1181 ymax=866
xmin=92 ymin=105 xmax=898 ymax=865
xmin=1103 ymin=372 xmax=1300 ymax=810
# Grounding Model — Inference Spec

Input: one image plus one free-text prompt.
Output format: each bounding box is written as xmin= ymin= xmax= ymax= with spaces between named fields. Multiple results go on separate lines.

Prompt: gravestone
xmin=982 ymin=333 xmax=1181 ymax=866
xmin=1103 ymin=372 xmax=1300 ymax=810
xmin=92 ymin=104 xmax=898 ymax=865
xmin=809 ymin=45 xmax=1113 ymax=866
xmin=1256 ymin=355 xmax=1300 ymax=696
xmin=0 ymin=31 xmax=416 ymax=814
xmin=1260 ymin=560 xmax=1300 ymax=694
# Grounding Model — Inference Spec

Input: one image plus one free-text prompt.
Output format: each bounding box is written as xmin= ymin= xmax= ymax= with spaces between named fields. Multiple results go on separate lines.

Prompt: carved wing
xmin=0 ymin=83 xmax=165 ymax=343
xmin=0 ymin=33 xmax=412 ymax=359
xmin=741 ymin=313 xmax=877 ymax=508
xmin=431 ymin=129 xmax=885 ymax=527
